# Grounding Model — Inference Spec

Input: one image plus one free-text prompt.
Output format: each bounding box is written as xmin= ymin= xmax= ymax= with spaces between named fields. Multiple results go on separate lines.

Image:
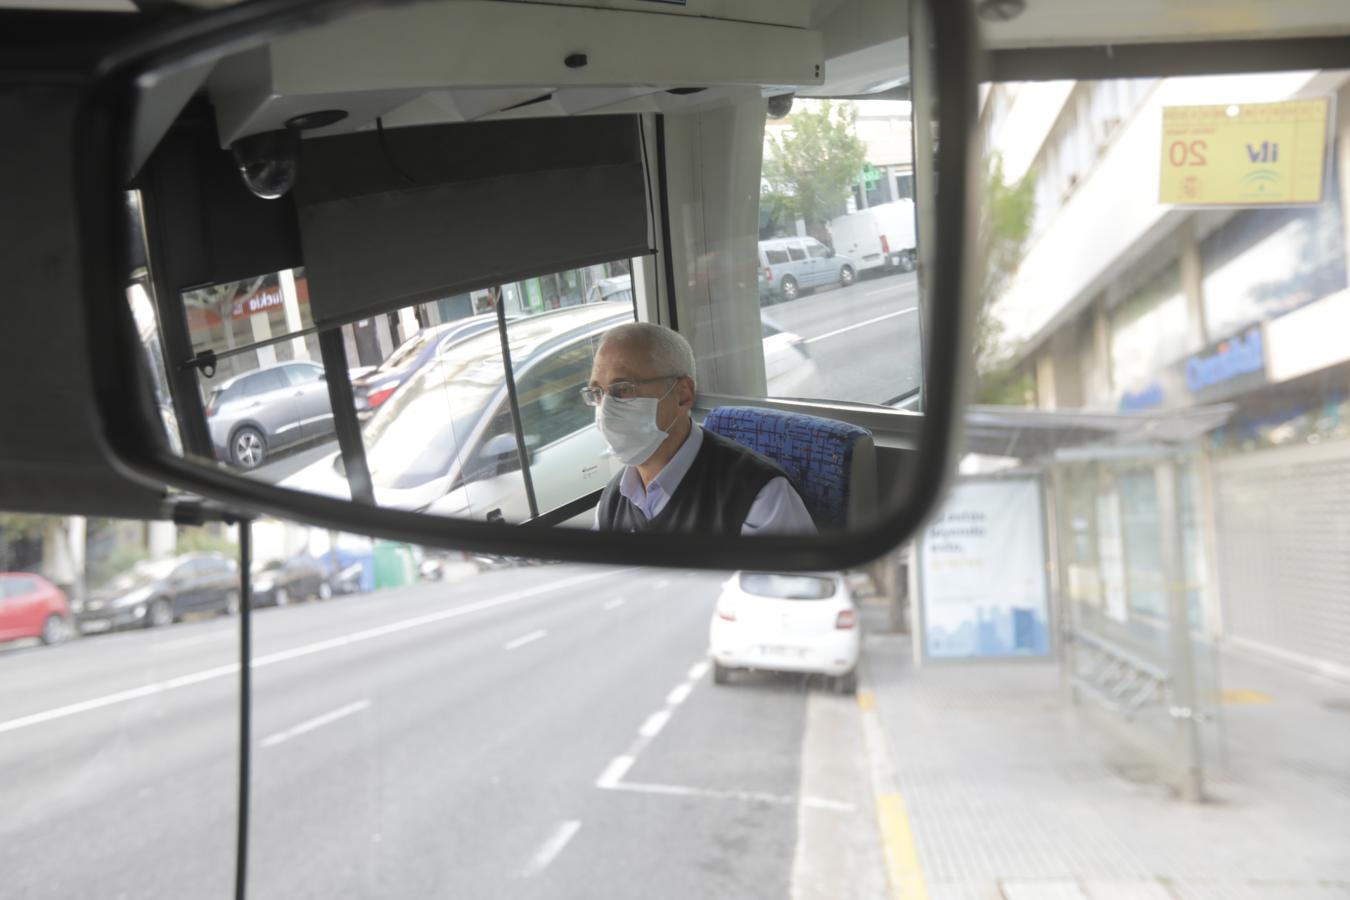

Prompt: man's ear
xmin=679 ymin=377 xmax=696 ymax=410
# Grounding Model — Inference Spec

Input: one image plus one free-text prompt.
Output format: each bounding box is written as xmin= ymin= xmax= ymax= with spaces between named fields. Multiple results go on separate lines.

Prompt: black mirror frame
xmin=77 ymin=0 xmax=982 ymax=572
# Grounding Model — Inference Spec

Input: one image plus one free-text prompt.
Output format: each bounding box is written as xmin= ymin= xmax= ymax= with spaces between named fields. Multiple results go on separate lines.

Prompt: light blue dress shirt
xmin=593 ymin=424 xmax=816 ymax=535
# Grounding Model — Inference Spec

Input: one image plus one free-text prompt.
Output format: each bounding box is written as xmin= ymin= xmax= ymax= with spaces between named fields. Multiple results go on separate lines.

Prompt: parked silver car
xmin=757 ymin=236 xmax=858 ymax=304
xmin=206 ymin=361 xmax=333 ymax=468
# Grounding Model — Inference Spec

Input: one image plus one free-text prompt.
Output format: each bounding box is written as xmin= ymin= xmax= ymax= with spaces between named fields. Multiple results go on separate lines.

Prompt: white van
xmin=826 ymin=200 xmax=918 ymax=274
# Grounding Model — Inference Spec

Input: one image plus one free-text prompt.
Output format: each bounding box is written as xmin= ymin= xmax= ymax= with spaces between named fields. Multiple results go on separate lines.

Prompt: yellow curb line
xmin=857 ymin=690 xmax=930 ymax=900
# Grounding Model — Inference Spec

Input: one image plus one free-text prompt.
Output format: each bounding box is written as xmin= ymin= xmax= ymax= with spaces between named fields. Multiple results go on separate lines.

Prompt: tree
xmin=761 ymin=101 xmax=868 ymax=241
xmin=973 ymin=152 xmax=1038 ymax=404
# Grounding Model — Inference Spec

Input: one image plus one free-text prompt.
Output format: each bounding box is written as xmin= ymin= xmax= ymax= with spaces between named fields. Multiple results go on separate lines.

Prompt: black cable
xmin=637 ymin=115 xmax=659 ymax=256
xmin=654 ymin=115 xmax=680 ymax=333
xmin=375 ymin=116 xmax=419 ymax=185
xmin=234 ymin=517 xmax=254 ymax=900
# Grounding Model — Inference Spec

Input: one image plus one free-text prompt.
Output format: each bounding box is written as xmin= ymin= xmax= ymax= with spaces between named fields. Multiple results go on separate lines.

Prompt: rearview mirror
xmin=71 ymin=0 xmax=980 ymax=571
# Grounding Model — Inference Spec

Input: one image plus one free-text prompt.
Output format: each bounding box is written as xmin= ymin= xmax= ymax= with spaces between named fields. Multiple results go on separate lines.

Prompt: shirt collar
xmin=618 ymin=422 xmax=703 ymax=509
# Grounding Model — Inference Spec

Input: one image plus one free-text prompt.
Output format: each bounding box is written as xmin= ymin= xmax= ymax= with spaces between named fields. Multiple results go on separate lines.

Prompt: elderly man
xmin=584 ymin=322 xmax=815 ymax=535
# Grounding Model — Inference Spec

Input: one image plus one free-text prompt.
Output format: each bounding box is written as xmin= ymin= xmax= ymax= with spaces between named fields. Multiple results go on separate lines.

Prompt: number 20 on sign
xmin=1159 ymin=98 xmax=1330 ymax=206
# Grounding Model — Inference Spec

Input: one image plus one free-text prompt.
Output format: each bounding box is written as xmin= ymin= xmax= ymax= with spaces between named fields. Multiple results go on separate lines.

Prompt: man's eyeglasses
xmin=580 ymin=375 xmax=681 ymax=407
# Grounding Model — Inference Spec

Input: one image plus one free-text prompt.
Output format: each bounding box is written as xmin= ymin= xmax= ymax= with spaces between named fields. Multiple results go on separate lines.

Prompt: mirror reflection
xmin=123 ymin=0 xmax=921 ymax=538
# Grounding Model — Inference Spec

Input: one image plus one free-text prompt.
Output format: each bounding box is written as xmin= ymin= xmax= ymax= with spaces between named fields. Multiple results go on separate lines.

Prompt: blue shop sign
xmin=1185 ymin=327 xmax=1265 ymax=394
xmin=1120 ymin=383 xmax=1166 ymax=411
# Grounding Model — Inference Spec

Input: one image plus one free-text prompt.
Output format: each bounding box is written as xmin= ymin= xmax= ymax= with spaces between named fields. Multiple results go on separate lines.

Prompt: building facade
xmin=987 ymin=72 xmax=1350 ymax=680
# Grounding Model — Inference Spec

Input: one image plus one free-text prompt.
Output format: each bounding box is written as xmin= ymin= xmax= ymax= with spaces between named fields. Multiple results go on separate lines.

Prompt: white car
xmin=761 ymin=318 xmax=821 ymax=398
xmin=709 ymin=571 xmax=861 ymax=694
xmin=285 ymin=304 xmax=827 ymax=521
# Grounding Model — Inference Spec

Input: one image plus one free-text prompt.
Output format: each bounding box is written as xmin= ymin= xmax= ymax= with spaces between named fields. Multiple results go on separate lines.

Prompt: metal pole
xmin=493 ymin=288 xmax=540 ymax=520
xmin=907 ymin=0 xmax=937 ymax=413
xmin=234 ymin=517 xmax=254 ymax=900
xmin=318 ymin=329 xmax=376 ymax=506
xmin=1154 ymin=459 xmax=1206 ymax=802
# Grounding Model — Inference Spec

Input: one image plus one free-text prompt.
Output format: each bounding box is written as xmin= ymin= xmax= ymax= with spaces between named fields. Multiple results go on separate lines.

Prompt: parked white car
xmin=708 ymin=571 xmax=861 ymax=694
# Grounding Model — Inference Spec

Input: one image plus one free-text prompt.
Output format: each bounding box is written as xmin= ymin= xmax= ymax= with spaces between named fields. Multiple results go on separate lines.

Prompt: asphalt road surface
xmin=0 ymin=566 xmax=880 ymax=900
xmin=761 ymin=270 xmax=921 ymax=405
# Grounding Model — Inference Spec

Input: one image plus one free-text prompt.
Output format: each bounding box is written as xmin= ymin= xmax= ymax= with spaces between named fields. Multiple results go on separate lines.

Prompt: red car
xmin=0 ymin=573 xmax=71 ymax=645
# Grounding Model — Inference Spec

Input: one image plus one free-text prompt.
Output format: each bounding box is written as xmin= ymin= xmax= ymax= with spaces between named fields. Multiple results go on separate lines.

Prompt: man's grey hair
xmin=598 ymin=322 xmax=697 ymax=383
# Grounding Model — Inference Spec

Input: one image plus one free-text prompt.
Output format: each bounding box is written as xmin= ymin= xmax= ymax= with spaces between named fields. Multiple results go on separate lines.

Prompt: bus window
xmin=705 ymin=93 xmax=923 ymax=409
xmin=277 ymin=259 xmax=639 ymax=523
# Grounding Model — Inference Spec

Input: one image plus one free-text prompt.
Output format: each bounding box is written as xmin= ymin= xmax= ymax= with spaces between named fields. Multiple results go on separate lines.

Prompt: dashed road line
xmin=666 ymin=682 xmax=693 ymax=706
xmin=596 ymin=755 xmax=636 ymax=789
xmin=521 ymin=820 xmax=581 ymax=878
xmin=0 ymin=568 xmax=631 ymax=736
xmin=688 ymin=660 xmax=711 ymax=681
xmin=639 ymin=709 xmax=671 ymax=738
xmin=503 ymin=629 xmax=547 ymax=651
xmin=604 ymin=780 xmax=854 ymax=811
xmin=260 ymin=699 xmax=369 ymax=749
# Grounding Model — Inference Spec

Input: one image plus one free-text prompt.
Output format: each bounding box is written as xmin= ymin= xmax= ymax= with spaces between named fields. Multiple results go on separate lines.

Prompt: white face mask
xmin=595 ymin=382 xmax=677 ymax=466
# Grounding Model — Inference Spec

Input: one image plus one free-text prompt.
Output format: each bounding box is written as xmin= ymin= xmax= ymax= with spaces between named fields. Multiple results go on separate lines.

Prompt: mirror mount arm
xmin=318 ymin=329 xmax=376 ymax=505
xmin=182 ymin=348 xmax=218 ymax=378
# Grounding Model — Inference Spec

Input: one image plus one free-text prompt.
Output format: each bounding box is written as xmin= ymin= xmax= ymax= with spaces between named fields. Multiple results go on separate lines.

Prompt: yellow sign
xmin=1159 ymin=98 xmax=1330 ymax=206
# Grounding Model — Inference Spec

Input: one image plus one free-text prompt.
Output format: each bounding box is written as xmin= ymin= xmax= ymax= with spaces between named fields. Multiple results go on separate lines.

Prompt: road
xmin=761 ymin=270 xmax=921 ymax=406
xmin=0 ymin=566 xmax=881 ymax=899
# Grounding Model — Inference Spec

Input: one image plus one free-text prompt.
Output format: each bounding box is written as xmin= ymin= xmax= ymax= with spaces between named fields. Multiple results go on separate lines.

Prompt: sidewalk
xmin=856 ymin=606 xmax=1350 ymax=900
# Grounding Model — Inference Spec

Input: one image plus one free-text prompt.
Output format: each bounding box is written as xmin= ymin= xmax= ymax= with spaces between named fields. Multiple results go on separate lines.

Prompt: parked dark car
xmin=250 ymin=555 xmax=334 ymax=607
xmin=76 ymin=554 xmax=240 ymax=633
xmin=206 ymin=361 xmax=333 ymax=469
xmin=0 ymin=573 xmax=71 ymax=645
xmin=352 ymin=314 xmax=503 ymax=419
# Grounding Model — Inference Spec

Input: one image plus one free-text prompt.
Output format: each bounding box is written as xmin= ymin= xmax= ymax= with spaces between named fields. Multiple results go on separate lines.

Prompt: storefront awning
xmin=962 ymin=403 xmax=1236 ymax=460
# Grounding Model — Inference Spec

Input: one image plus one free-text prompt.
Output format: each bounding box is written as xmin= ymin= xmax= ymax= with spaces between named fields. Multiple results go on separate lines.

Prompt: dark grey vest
xmin=597 ymin=429 xmax=788 ymax=534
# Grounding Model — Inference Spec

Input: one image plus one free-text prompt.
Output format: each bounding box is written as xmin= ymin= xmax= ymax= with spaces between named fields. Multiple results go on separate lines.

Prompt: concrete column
xmin=374 ymin=316 xmax=394 ymax=359
xmin=249 ymin=310 xmax=278 ymax=368
xmin=632 ymin=255 xmax=658 ymax=323
xmin=1177 ymin=218 xmax=1208 ymax=350
xmin=1091 ymin=300 xmax=1113 ymax=407
xmin=67 ymin=517 xmax=86 ymax=602
xmin=148 ymin=521 xmax=176 ymax=559
xmin=398 ymin=307 xmax=420 ymax=345
xmin=278 ymin=268 xmax=310 ymax=361
xmin=1035 ymin=351 xmax=1057 ymax=410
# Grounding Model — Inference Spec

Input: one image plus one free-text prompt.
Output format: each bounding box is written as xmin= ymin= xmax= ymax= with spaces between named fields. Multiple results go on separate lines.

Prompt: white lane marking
xmin=602 ymin=780 xmax=854 ymax=812
xmin=521 ymin=820 xmax=581 ymax=878
xmin=666 ymin=682 xmax=693 ymax=706
xmin=0 ymin=663 xmax=239 ymax=736
xmin=260 ymin=700 xmax=369 ymax=749
xmin=804 ymin=307 xmax=917 ymax=344
xmin=0 ymin=569 xmax=629 ymax=736
xmin=503 ymin=629 xmax=547 ymax=651
xmin=596 ymin=755 xmax=636 ymax=789
xmin=639 ymin=709 xmax=672 ymax=738
xmin=654 ymin=578 xmax=672 ymax=589
xmin=603 ymin=597 xmax=626 ymax=611
xmin=594 ymin=657 xmax=707 ymax=790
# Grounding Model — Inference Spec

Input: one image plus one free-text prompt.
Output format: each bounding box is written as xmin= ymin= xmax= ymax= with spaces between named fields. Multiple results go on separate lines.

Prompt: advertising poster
xmin=919 ymin=479 xmax=1051 ymax=659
